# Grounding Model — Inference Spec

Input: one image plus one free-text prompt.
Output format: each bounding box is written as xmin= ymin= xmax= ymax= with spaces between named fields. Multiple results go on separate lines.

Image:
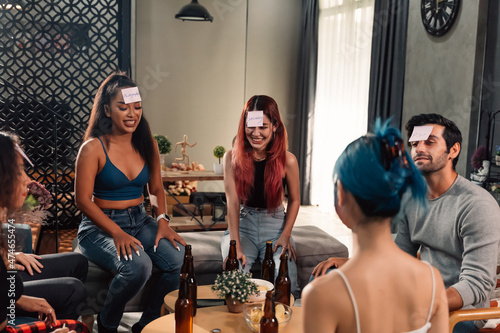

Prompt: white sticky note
xmin=247 ymin=111 xmax=263 ymax=127
xmin=121 ymin=87 xmax=141 ymax=104
xmin=409 ymin=125 xmax=433 ymax=142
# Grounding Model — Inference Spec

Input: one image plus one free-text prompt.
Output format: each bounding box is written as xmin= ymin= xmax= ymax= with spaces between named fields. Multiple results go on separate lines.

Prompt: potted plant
xmin=213 ymin=145 xmax=226 ymax=175
xmin=154 ymin=134 xmax=172 ymax=168
xmin=211 ymin=269 xmax=259 ymax=313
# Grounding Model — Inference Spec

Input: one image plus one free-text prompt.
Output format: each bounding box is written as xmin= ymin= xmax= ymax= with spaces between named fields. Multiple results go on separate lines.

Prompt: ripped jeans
xmin=221 ymin=205 xmax=300 ymax=298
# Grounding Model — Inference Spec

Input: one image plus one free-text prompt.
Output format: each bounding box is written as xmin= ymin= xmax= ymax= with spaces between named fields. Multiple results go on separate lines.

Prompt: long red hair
xmin=232 ymin=95 xmax=288 ymax=210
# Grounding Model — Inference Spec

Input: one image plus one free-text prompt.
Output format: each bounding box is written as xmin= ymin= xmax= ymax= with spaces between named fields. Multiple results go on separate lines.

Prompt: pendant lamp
xmin=175 ymin=0 xmax=213 ymax=22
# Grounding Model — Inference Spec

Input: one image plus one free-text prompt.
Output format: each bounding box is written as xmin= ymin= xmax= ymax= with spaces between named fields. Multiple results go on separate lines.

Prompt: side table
xmin=162 ymin=170 xmax=224 ymax=231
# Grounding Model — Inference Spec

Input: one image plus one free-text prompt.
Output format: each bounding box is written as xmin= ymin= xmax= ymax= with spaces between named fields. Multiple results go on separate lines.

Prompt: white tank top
xmin=336 ymin=261 xmax=435 ymax=333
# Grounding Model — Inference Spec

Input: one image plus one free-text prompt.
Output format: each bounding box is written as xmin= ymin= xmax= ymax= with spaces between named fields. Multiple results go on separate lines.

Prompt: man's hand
xmin=311 ymin=257 xmax=349 ymax=277
xmin=446 ymin=286 xmax=464 ymax=311
xmin=14 ymin=252 xmax=43 ymax=275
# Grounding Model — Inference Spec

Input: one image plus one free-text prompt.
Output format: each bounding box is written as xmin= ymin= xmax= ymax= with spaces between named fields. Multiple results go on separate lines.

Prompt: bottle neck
xmin=228 ymin=243 xmax=237 ymax=258
xmin=278 ymin=256 xmax=288 ymax=277
xmin=264 ymin=243 xmax=273 ymax=259
xmin=263 ymin=292 xmax=275 ymax=317
xmin=179 ymin=275 xmax=190 ymax=298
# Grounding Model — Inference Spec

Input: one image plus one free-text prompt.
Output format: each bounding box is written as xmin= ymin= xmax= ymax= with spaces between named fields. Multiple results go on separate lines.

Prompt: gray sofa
xmin=74 ymin=225 xmax=348 ymax=317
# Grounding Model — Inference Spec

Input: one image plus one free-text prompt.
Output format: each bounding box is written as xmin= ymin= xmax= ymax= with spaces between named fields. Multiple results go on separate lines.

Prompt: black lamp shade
xmin=175 ymin=0 xmax=213 ymax=22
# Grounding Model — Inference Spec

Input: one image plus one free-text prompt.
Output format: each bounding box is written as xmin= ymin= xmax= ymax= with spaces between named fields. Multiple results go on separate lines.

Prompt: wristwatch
xmin=156 ymin=213 xmax=171 ymax=223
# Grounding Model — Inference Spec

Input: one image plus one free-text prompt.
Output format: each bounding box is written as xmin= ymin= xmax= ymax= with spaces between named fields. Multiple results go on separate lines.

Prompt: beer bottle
xmin=274 ymin=254 xmax=291 ymax=306
xmin=175 ymin=273 xmax=193 ymax=333
xmin=261 ymin=240 xmax=275 ymax=283
xmin=181 ymin=245 xmax=197 ymax=316
xmin=260 ymin=290 xmax=278 ymax=333
xmin=225 ymin=240 xmax=239 ymax=271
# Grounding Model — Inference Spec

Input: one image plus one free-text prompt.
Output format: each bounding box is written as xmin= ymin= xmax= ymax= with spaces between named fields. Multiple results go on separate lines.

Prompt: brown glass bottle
xmin=175 ymin=273 xmax=193 ymax=333
xmin=261 ymin=240 xmax=275 ymax=283
xmin=260 ymin=290 xmax=278 ymax=333
xmin=225 ymin=240 xmax=239 ymax=271
xmin=274 ymin=254 xmax=291 ymax=306
xmin=181 ymin=245 xmax=197 ymax=316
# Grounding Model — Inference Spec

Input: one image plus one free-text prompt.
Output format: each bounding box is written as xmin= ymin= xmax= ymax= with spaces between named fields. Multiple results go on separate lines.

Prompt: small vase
xmin=495 ymin=155 xmax=500 ymax=166
xmin=225 ymin=295 xmax=244 ymax=313
xmin=159 ymin=154 xmax=168 ymax=170
xmin=213 ymin=163 xmax=223 ymax=175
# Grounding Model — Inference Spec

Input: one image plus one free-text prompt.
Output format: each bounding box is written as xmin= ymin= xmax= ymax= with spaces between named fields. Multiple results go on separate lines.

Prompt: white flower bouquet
xmin=211 ymin=269 xmax=259 ymax=303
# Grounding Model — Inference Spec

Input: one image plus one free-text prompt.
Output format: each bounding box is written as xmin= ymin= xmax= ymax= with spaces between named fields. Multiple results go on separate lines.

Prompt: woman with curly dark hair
xmin=0 ymin=132 xmax=86 ymax=333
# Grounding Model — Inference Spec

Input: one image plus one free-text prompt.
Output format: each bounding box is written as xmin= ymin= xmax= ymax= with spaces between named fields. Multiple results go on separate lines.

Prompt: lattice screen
xmin=0 ymin=0 xmax=130 ymax=229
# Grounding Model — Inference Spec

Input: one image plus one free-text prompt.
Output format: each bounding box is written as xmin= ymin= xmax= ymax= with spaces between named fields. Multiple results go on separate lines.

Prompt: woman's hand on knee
xmin=155 ymin=221 xmax=186 ymax=252
xmin=112 ymin=230 xmax=143 ymax=261
xmin=14 ymin=252 xmax=43 ymax=275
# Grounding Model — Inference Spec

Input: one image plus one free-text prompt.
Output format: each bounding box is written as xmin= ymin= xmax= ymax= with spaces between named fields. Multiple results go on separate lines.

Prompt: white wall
xmin=135 ymin=0 xmax=301 ymax=191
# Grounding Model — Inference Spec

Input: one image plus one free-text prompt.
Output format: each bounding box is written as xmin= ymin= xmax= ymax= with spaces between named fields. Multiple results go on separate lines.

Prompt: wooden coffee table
xmin=163 ymin=285 xmax=295 ymax=314
xmin=144 ymin=305 xmax=303 ymax=333
xmin=163 ymin=285 xmax=221 ymax=313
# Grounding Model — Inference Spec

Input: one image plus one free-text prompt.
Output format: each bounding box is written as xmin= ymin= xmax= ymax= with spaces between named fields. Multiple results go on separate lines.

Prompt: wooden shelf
xmin=162 ymin=170 xmax=223 ymax=183
xmin=168 ymin=216 xmax=227 ymax=232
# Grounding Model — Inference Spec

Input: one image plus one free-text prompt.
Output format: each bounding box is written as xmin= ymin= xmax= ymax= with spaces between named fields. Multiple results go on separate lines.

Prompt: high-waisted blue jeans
xmin=221 ymin=205 xmax=300 ymax=298
xmin=77 ymin=204 xmax=184 ymax=329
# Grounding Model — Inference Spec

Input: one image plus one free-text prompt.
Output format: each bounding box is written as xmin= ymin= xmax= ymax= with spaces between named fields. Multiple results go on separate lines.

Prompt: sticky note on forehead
xmin=409 ymin=125 xmax=433 ymax=142
xmin=121 ymin=87 xmax=141 ymax=104
xmin=247 ymin=111 xmax=263 ymax=127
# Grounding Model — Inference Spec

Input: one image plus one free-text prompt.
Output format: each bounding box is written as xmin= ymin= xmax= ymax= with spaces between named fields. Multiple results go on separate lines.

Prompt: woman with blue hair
xmin=302 ymin=124 xmax=448 ymax=333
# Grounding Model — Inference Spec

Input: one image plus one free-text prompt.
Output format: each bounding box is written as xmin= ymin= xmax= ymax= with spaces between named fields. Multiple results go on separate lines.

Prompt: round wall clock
xmin=421 ymin=0 xmax=460 ymax=37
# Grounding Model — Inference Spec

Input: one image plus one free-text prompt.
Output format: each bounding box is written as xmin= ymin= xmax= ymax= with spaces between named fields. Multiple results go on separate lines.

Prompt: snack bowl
xmin=247 ymin=278 xmax=274 ymax=302
xmin=243 ymin=301 xmax=292 ymax=333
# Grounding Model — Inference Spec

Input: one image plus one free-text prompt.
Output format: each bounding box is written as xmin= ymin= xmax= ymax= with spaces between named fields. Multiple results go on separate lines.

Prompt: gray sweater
xmin=395 ymin=175 xmax=500 ymax=310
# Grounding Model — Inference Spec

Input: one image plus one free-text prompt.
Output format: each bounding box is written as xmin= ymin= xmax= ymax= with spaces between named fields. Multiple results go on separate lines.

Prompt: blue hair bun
xmin=333 ymin=119 xmax=427 ymax=217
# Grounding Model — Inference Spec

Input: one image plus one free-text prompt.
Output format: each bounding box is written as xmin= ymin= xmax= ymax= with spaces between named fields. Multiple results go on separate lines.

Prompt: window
xmin=310 ymin=0 xmax=374 ymax=213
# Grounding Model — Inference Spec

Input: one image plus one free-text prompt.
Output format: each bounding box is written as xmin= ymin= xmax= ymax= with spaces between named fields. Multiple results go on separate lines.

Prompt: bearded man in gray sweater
xmin=394 ymin=113 xmax=500 ymax=333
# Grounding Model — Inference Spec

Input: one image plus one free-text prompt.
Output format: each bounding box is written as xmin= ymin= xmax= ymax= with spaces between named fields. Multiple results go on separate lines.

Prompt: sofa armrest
xmin=2 ymin=223 xmax=33 ymax=254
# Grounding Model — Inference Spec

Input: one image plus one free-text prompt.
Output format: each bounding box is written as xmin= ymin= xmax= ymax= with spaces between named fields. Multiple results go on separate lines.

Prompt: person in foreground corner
xmin=0 ymin=131 xmax=85 ymax=333
xmin=221 ymin=95 xmax=301 ymax=298
xmin=75 ymin=71 xmax=186 ymax=333
xmin=302 ymin=121 xmax=448 ymax=333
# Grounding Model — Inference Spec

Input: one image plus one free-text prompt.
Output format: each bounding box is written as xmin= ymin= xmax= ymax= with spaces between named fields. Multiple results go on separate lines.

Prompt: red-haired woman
xmin=222 ymin=95 xmax=300 ymax=298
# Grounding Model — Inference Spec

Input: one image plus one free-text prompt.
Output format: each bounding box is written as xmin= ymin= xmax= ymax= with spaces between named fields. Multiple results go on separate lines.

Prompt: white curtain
xmin=310 ymin=0 xmax=375 ymax=214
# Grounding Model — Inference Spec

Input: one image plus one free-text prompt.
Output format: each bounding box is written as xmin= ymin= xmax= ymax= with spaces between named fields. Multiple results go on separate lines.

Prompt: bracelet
xmin=156 ymin=213 xmax=171 ymax=223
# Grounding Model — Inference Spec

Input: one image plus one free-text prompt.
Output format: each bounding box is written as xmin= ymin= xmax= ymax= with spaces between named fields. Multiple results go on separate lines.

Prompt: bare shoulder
xmin=303 ymin=271 xmax=344 ymax=304
xmin=285 ymin=151 xmax=298 ymax=166
xmin=223 ymin=149 xmax=233 ymax=166
xmin=77 ymin=138 xmax=104 ymax=162
xmin=224 ymin=149 xmax=233 ymax=160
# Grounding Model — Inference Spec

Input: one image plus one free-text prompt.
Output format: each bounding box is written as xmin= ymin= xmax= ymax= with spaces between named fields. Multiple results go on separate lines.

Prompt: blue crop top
xmin=93 ymin=137 xmax=150 ymax=201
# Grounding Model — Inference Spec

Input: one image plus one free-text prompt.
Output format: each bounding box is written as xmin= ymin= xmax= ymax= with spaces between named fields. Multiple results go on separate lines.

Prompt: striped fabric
xmin=5 ymin=319 xmax=89 ymax=333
